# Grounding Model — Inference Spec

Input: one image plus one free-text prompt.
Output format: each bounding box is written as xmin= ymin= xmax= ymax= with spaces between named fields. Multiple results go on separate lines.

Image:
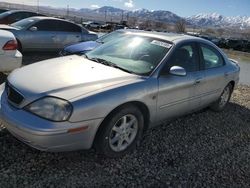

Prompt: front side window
xmin=86 ymin=35 xmax=172 ymax=75
xmin=166 ymin=43 xmax=199 ymax=73
xmin=200 ymin=44 xmax=224 ymax=69
xmin=32 ymin=20 xmax=58 ymax=31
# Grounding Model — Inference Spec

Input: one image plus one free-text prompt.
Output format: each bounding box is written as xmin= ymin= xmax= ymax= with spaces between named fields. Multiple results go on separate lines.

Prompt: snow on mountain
xmin=85 ymin=6 xmax=183 ymax=24
xmin=78 ymin=6 xmax=250 ymax=29
xmin=187 ymin=13 xmax=250 ymax=28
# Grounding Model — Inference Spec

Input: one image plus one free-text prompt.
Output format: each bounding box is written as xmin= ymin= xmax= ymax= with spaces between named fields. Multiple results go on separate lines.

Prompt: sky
xmin=1 ymin=0 xmax=250 ymax=17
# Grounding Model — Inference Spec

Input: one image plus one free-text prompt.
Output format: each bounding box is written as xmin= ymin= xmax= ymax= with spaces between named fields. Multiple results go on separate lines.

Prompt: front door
xmin=54 ymin=20 xmax=82 ymax=49
xmin=25 ymin=20 xmax=59 ymax=51
xmin=157 ymin=43 xmax=204 ymax=123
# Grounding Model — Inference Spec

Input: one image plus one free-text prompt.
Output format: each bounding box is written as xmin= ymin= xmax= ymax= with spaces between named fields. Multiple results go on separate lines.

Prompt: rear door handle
xmin=194 ymin=78 xmax=202 ymax=85
xmin=224 ymin=72 xmax=229 ymax=77
xmin=75 ymin=36 xmax=80 ymax=38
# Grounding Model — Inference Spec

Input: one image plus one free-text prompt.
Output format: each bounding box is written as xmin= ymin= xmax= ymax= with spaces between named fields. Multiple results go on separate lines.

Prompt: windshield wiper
xmin=87 ymin=57 xmax=136 ymax=74
xmin=83 ymin=54 xmax=101 ymax=63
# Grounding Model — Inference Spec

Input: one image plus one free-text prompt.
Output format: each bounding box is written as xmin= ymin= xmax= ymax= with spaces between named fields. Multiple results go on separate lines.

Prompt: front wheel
xmin=95 ymin=105 xmax=144 ymax=158
xmin=210 ymin=83 xmax=233 ymax=112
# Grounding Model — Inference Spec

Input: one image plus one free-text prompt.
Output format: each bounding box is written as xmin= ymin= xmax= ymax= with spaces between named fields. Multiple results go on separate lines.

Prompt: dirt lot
xmin=0 ymin=85 xmax=249 ymax=187
xmin=0 ymin=53 xmax=249 ymax=187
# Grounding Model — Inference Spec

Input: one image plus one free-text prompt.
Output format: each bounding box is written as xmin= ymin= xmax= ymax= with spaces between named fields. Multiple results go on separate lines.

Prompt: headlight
xmin=25 ymin=97 xmax=73 ymax=122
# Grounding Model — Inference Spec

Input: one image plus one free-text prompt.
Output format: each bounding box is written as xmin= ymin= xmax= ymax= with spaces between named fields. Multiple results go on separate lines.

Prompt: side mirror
xmin=29 ymin=26 xmax=37 ymax=31
xmin=169 ymin=66 xmax=186 ymax=76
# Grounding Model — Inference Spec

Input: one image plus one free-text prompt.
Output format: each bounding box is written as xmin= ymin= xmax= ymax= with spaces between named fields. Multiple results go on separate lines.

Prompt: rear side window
xmin=200 ymin=44 xmax=224 ymax=69
xmin=56 ymin=21 xmax=82 ymax=32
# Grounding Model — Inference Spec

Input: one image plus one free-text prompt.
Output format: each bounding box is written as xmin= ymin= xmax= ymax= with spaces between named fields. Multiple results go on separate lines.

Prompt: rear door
xmin=54 ymin=20 xmax=83 ymax=49
xmin=157 ymin=42 xmax=204 ymax=123
xmin=198 ymin=43 xmax=227 ymax=107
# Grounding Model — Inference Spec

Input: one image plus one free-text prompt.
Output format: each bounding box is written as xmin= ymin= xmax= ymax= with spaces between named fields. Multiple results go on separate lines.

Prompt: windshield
xmin=86 ymin=35 xmax=172 ymax=76
xmin=10 ymin=18 xmax=35 ymax=29
xmin=96 ymin=31 xmax=123 ymax=43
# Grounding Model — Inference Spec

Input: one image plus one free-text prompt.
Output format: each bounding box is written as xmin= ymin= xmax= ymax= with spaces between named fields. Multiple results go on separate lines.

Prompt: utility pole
xmin=105 ymin=10 xmax=107 ymax=22
xmin=121 ymin=10 xmax=124 ymax=22
xmin=67 ymin=5 xmax=69 ymax=18
xmin=37 ymin=0 xmax=39 ymax=13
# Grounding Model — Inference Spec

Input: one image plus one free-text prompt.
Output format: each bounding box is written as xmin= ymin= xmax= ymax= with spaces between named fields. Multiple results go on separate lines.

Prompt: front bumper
xmin=0 ymin=90 xmax=103 ymax=152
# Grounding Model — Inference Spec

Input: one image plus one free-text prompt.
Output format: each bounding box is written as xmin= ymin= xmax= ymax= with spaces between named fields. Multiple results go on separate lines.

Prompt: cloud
xmin=90 ymin=4 xmax=100 ymax=9
xmin=124 ymin=0 xmax=134 ymax=8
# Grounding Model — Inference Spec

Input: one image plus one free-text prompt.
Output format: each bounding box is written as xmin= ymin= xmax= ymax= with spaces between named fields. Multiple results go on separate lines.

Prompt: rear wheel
xmin=210 ymin=84 xmax=233 ymax=112
xmin=95 ymin=105 xmax=144 ymax=157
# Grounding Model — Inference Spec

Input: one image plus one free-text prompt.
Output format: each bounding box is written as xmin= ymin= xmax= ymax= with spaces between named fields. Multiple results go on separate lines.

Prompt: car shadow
xmin=22 ymin=52 xmax=59 ymax=65
xmin=0 ymin=101 xmax=249 ymax=186
xmin=0 ymin=73 xmax=7 ymax=84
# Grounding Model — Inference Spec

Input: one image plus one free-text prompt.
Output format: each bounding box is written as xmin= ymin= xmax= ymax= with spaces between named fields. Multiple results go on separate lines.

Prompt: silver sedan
xmin=0 ymin=16 xmax=98 ymax=52
xmin=0 ymin=32 xmax=240 ymax=157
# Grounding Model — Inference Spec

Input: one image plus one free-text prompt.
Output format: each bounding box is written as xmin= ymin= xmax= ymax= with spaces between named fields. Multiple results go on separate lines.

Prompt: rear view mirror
xmin=169 ymin=66 xmax=186 ymax=76
xmin=29 ymin=26 xmax=37 ymax=31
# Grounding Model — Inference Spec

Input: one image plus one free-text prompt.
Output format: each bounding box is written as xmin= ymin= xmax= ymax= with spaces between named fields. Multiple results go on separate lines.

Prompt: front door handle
xmin=224 ymin=72 xmax=229 ymax=77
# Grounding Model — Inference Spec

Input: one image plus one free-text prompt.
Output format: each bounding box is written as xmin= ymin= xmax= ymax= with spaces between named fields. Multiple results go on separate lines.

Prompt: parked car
xmin=60 ymin=29 xmax=137 ymax=56
xmin=0 ymin=32 xmax=240 ymax=157
xmin=0 ymin=9 xmax=9 ymax=14
xmin=227 ymin=39 xmax=244 ymax=51
xmin=217 ymin=38 xmax=229 ymax=49
xmin=0 ymin=10 xmax=43 ymax=25
xmin=0 ymin=16 xmax=98 ymax=52
xmin=0 ymin=30 xmax=22 ymax=72
xmin=85 ymin=21 xmax=104 ymax=29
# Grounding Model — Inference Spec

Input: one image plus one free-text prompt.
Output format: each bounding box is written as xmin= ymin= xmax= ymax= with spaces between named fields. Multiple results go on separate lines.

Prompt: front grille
xmin=5 ymin=82 xmax=24 ymax=106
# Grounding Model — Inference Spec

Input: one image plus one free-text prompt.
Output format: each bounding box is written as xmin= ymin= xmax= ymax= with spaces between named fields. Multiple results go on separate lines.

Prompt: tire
xmin=95 ymin=105 xmax=144 ymax=158
xmin=210 ymin=83 xmax=233 ymax=112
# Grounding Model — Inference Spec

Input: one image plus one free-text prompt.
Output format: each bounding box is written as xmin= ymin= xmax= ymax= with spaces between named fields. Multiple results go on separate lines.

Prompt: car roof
xmin=117 ymin=29 xmax=201 ymax=44
xmin=27 ymin=16 xmax=76 ymax=23
xmin=5 ymin=10 xmax=38 ymax=14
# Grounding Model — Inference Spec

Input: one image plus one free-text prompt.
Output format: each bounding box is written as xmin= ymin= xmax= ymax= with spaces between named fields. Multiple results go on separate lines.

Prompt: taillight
xmin=2 ymin=40 xmax=18 ymax=51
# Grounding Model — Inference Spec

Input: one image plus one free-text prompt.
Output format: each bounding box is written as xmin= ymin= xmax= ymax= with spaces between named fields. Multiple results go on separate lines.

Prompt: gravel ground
xmin=0 ymin=83 xmax=250 ymax=187
xmin=0 ymin=53 xmax=249 ymax=187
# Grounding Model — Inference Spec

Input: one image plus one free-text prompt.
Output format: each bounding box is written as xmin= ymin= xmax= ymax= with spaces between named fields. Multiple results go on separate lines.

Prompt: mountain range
xmin=0 ymin=2 xmax=249 ymax=29
xmin=79 ymin=6 xmax=250 ymax=29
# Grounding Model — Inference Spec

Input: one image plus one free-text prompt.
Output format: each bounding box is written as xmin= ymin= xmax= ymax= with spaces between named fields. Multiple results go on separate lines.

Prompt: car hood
xmin=64 ymin=41 xmax=100 ymax=53
xmin=0 ymin=24 xmax=19 ymax=31
xmin=7 ymin=55 xmax=140 ymax=104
